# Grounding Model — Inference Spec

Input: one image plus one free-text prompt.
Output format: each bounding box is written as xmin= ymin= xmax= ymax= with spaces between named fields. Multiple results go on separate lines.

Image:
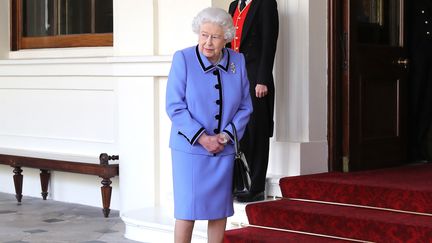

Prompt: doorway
xmin=327 ymin=0 xmax=425 ymax=171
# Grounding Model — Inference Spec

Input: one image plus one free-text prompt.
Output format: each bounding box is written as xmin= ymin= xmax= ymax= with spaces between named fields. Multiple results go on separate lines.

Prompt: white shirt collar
xmin=238 ymin=0 xmax=252 ymax=7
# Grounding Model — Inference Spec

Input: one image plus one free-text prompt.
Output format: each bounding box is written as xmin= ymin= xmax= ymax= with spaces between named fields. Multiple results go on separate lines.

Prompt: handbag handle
xmin=230 ymin=122 xmax=241 ymax=156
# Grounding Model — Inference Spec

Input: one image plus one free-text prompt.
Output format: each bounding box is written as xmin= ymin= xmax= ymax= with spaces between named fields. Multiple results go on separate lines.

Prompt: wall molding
xmin=0 ymin=56 xmax=172 ymax=77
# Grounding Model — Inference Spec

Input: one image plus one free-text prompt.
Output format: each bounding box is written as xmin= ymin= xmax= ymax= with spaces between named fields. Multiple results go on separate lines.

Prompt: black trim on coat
xmin=223 ymin=129 xmax=234 ymax=141
xmin=196 ymin=46 xmax=214 ymax=72
xmin=196 ymin=45 xmax=231 ymax=73
xmin=213 ymin=69 xmax=223 ymax=134
xmin=178 ymin=127 xmax=205 ymax=145
xmin=217 ymin=50 xmax=230 ymax=72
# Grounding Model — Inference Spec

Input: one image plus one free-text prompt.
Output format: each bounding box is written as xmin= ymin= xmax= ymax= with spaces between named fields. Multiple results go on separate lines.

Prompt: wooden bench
xmin=0 ymin=153 xmax=119 ymax=217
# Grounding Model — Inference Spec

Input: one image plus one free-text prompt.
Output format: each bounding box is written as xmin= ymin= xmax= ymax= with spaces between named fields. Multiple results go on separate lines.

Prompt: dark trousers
xmin=240 ymin=94 xmax=271 ymax=193
xmin=408 ymin=40 xmax=432 ymax=161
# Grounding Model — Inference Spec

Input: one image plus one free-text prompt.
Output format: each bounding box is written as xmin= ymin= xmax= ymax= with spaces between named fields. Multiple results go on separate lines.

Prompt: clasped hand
xmin=255 ymin=84 xmax=268 ymax=98
xmin=198 ymin=133 xmax=227 ymax=154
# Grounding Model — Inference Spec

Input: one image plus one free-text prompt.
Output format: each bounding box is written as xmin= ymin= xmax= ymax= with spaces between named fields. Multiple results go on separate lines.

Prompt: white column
xmin=268 ymin=0 xmax=328 ymax=185
xmin=114 ymin=0 xmax=159 ymax=240
xmin=0 ymin=0 xmax=10 ymax=58
xmin=117 ymin=77 xmax=156 ymax=211
xmin=302 ymin=0 xmax=328 ymax=174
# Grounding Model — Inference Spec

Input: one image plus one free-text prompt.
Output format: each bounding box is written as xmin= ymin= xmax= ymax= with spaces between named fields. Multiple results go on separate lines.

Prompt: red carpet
xmin=280 ymin=163 xmax=432 ymax=214
xmin=224 ymin=227 xmax=349 ymax=243
xmin=246 ymin=199 xmax=432 ymax=242
xmin=224 ymin=163 xmax=432 ymax=242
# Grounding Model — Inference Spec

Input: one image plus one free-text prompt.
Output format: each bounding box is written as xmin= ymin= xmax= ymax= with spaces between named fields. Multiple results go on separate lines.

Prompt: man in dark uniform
xmin=228 ymin=0 xmax=279 ymax=202
xmin=408 ymin=0 xmax=432 ymax=162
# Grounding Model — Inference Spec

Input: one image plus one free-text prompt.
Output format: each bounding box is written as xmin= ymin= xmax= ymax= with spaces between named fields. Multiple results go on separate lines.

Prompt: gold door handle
xmin=397 ymin=58 xmax=409 ymax=68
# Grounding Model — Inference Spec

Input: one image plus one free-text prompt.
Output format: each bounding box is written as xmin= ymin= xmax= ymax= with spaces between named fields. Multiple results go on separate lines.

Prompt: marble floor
xmin=0 ymin=192 xmax=139 ymax=243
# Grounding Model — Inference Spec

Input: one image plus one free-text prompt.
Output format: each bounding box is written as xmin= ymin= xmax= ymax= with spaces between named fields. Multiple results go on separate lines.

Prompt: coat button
xmin=214 ymin=129 xmax=219 ymax=133
xmin=213 ymin=70 xmax=219 ymax=75
xmin=214 ymin=84 xmax=221 ymax=89
xmin=216 ymin=100 xmax=221 ymax=105
xmin=215 ymin=114 xmax=220 ymax=120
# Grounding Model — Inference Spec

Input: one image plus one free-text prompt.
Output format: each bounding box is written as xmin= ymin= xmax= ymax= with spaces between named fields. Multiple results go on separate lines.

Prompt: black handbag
xmin=230 ymin=122 xmax=251 ymax=196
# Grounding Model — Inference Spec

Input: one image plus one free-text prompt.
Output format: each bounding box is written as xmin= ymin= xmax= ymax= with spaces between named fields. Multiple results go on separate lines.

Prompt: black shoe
xmin=235 ymin=191 xmax=265 ymax=203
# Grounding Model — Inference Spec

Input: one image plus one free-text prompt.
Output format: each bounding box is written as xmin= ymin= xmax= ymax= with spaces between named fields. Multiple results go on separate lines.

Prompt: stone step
xmin=122 ymin=203 xmax=249 ymax=243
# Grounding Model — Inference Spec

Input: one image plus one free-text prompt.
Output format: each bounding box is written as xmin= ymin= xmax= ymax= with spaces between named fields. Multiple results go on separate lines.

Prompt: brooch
xmin=230 ymin=62 xmax=236 ymax=73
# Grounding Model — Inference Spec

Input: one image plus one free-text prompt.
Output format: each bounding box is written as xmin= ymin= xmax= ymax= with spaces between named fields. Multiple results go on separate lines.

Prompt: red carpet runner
xmin=224 ymin=227 xmax=349 ymax=242
xmin=224 ymin=163 xmax=432 ymax=242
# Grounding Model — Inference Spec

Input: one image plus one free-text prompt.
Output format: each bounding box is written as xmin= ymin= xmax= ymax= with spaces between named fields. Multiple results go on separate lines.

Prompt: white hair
xmin=192 ymin=7 xmax=235 ymax=42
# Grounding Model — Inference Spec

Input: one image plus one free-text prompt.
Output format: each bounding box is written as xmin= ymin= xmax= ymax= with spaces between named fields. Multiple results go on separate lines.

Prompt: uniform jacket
xmin=228 ymin=0 xmax=279 ymax=137
xmin=409 ymin=0 xmax=432 ymax=49
xmin=407 ymin=0 xmax=432 ymax=160
xmin=166 ymin=46 xmax=253 ymax=156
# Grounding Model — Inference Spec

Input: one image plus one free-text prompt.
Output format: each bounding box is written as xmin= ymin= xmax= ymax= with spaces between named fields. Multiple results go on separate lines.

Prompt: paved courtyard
xmin=0 ymin=192 xmax=139 ymax=243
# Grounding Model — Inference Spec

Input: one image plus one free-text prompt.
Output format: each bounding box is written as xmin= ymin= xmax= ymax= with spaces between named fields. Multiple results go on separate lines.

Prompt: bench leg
xmin=40 ymin=170 xmax=50 ymax=200
xmin=101 ymin=177 xmax=112 ymax=218
xmin=13 ymin=166 xmax=23 ymax=203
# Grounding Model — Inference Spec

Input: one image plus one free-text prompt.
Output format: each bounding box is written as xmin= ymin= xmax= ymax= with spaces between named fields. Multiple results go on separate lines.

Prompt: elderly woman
xmin=166 ymin=7 xmax=252 ymax=243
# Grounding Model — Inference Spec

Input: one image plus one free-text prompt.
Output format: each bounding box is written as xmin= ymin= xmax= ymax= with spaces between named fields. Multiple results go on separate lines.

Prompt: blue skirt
xmin=171 ymin=150 xmax=234 ymax=220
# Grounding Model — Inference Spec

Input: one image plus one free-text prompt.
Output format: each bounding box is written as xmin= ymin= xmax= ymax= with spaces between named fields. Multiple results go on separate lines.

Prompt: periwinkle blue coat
xmin=166 ymin=45 xmax=252 ymax=156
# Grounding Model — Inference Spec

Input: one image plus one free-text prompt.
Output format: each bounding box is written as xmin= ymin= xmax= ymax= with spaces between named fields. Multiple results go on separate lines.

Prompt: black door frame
xmin=328 ymin=0 xmax=344 ymax=172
